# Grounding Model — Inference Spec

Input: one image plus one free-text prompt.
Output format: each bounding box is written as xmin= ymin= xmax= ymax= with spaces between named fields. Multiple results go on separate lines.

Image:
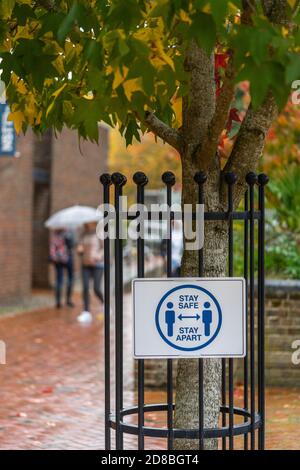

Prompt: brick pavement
xmin=0 ymin=296 xmax=299 ymax=450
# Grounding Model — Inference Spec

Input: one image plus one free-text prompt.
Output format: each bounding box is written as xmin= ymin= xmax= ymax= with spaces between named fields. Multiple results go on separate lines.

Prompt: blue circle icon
xmin=155 ymin=284 xmax=222 ymax=352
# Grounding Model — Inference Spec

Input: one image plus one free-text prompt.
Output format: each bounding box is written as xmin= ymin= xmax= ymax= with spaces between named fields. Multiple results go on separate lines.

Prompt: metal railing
xmin=100 ymin=170 xmax=268 ymax=451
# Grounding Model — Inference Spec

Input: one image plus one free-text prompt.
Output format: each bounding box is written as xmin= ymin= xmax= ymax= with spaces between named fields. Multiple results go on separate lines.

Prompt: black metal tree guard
xmin=100 ymin=170 xmax=268 ymax=450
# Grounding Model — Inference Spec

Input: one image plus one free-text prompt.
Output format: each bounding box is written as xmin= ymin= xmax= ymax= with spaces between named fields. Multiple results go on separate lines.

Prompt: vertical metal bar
xmin=194 ymin=171 xmax=207 ymax=450
xmin=133 ymin=172 xmax=148 ymax=450
xmin=220 ymin=173 xmax=228 ymax=451
xmin=162 ymin=171 xmax=175 ymax=450
xmin=246 ymin=172 xmax=257 ymax=450
xmin=243 ymin=189 xmax=249 ymax=451
xmin=111 ymin=172 xmax=126 ymax=450
xmin=225 ymin=172 xmax=237 ymax=450
xmin=258 ymin=174 xmax=268 ymax=450
xmin=221 ymin=357 xmax=226 ymax=449
xmin=100 ymin=174 xmax=112 ymax=450
xmin=221 ymin=173 xmax=229 ymax=450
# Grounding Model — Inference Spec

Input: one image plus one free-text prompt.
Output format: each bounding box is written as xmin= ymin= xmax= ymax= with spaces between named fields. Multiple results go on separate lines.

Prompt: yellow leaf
xmin=112 ymin=66 xmax=129 ymax=89
xmin=11 ymin=73 xmax=27 ymax=94
xmin=202 ymin=3 xmax=211 ymax=14
xmin=179 ymin=9 xmax=191 ymax=23
xmin=7 ymin=110 xmax=25 ymax=134
xmin=52 ymin=83 xmax=67 ymax=99
xmin=46 ymin=85 xmax=67 ymax=117
xmin=287 ymin=0 xmax=296 ymax=8
xmin=53 ymin=55 xmax=65 ymax=74
xmin=123 ymin=78 xmax=143 ymax=101
xmin=64 ymin=42 xmax=82 ymax=62
xmin=44 ymin=78 xmax=54 ymax=87
xmin=0 ymin=0 xmax=16 ymax=19
xmin=14 ymin=25 xmax=34 ymax=40
xmin=171 ymin=96 xmax=182 ymax=128
xmin=35 ymin=110 xmax=42 ymax=126
xmin=152 ymin=39 xmax=175 ymax=71
xmin=46 ymin=101 xmax=55 ymax=117
xmin=83 ymin=92 xmax=94 ymax=100
xmin=26 ymin=95 xmax=37 ymax=124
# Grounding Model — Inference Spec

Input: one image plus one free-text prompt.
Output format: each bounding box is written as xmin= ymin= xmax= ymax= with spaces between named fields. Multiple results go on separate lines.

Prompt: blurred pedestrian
xmin=49 ymin=229 xmax=74 ymax=308
xmin=171 ymin=220 xmax=183 ymax=277
xmin=77 ymin=222 xmax=104 ymax=320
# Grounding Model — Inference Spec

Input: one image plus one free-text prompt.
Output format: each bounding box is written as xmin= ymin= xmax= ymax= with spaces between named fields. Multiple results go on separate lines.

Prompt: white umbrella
xmin=45 ymin=205 xmax=103 ymax=229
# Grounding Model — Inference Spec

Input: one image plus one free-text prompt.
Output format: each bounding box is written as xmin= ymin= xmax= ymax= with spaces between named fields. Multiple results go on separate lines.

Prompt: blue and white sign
xmin=133 ymin=278 xmax=246 ymax=358
xmin=0 ymin=103 xmax=16 ymax=157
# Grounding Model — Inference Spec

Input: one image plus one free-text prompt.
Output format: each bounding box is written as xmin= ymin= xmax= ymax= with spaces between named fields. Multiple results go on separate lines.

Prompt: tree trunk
xmin=174 ymin=153 xmax=227 ymax=450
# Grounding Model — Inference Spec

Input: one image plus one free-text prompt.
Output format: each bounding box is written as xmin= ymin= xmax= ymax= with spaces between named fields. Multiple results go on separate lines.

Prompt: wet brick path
xmin=0 ymin=296 xmax=299 ymax=450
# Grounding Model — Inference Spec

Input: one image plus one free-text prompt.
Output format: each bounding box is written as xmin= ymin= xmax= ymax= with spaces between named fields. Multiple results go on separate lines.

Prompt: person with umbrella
xmin=49 ymin=228 xmax=74 ymax=308
xmin=77 ymin=221 xmax=104 ymax=322
xmin=45 ymin=205 xmax=103 ymax=319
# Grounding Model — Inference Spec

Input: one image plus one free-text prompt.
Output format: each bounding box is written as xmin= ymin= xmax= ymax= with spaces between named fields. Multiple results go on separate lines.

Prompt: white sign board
xmin=133 ymin=278 xmax=246 ymax=359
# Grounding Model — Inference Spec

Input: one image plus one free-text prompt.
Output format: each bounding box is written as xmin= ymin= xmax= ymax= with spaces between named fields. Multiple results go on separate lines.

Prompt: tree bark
xmin=174 ymin=151 xmax=227 ymax=450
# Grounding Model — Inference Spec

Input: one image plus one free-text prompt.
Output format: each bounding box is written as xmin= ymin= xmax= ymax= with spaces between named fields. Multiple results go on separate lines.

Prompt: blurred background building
xmin=0 ymin=126 xmax=108 ymax=304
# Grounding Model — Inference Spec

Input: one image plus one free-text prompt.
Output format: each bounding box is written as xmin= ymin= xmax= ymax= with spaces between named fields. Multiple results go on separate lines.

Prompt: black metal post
xmin=194 ymin=171 xmax=207 ymax=450
xmin=162 ymin=171 xmax=175 ymax=450
xmin=133 ymin=172 xmax=148 ymax=450
xmin=100 ymin=173 xmax=112 ymax=450
xmin=258 ymin=173 xmax=268 ymax=450
xmin=111 ymin=172 xmax=127 ymax=450
xmin=225 ymin=172 xmax=237 ymax=450
xmin=246 ymin=172 xmax=258 ymax=450
xmin=243 ymin=188 xmax=249 ymax=450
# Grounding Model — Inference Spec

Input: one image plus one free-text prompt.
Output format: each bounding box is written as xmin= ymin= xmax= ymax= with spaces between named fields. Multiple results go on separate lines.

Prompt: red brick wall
xmin=32 ymin=126 xmax=109 ymax=288
xmin=51 ymin=126 xmax=108 ymax=212
xmin=0 ymin=132 xmax=34 ymax=303
xmin=32 ymin=130 xmax=52 ymax=287
xmin=0 ymin=126 xmax=109 ymax=301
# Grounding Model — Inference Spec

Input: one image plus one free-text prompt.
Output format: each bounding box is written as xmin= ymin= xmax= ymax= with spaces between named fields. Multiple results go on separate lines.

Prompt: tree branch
xmin=221 ymin=92 xmax=278 ymax=207
xmin=196 ymin=54 xmax=235 ymax=170
xmin=35 ymin=0 xmax=57 ymax=10
xmin=241 ymin=0 xmax=257 ymax=24
xmin=182 ymin=40 xmax=216 ymax=158
xmin=261 ymin=0 xmax=290 ymax=25
xmin=144 ymin=111 xmax=183 ymax=153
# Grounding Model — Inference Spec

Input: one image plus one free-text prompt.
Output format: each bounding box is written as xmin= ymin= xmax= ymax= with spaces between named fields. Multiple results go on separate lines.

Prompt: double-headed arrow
xmin=178 ymin=313 xmax=200 ymax=321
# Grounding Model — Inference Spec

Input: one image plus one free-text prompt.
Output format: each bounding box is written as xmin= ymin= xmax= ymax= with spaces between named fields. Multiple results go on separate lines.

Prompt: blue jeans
xmin=82 ymin=265 xmax=104 ymax=311
xmin=55 ymin=260 xmax=74 ymax=307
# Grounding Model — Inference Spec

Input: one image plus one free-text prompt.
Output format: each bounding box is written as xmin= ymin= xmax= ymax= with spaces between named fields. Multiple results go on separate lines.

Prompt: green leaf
xmin=270 ymin=63 xmax=290 ymax=109
xmin=125 ymin=119 xmax=140 ymax=146
xmin=73 ymin=98 xmax=103 ymax=142
xmin=189 ymin=12 xmax=216 ymax=55
xmin=250 ymin=29 xmax=274 ymax=65
xmin=57 ymin=2 xmax=83 ymax=44
xmin=126 ymin=58 xmax=155 ymax=95
xmin=236 ymin=59 xmax=273 ymax=107
xmin=13 ymin=3 xmax=36 ymax=26
xmin=107 ymin=0 xmax=144 ymax=31
xmin=84 ymin=40 xmax=104 ymax=68
xmin=149 ymin=0 xmax=170 ymax=19
xmin=39 ymin=12 xmax=65 ymax=37
xmin=210 ymin=0 xmax=228 ymax=27
xmin=285 ymin=53 xmax=300 ymax=84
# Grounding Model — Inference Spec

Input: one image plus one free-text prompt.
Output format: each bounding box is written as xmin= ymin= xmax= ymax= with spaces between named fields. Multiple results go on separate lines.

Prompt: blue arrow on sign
xmin=178 ymin=314 xmax=200 ymax=321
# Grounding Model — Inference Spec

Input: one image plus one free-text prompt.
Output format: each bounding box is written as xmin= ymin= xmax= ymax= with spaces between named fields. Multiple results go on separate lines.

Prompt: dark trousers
xmin=82 ymin=265 xmax=104 ymax=311
xmin=55 ymin=260 xmax=74 ymax=307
